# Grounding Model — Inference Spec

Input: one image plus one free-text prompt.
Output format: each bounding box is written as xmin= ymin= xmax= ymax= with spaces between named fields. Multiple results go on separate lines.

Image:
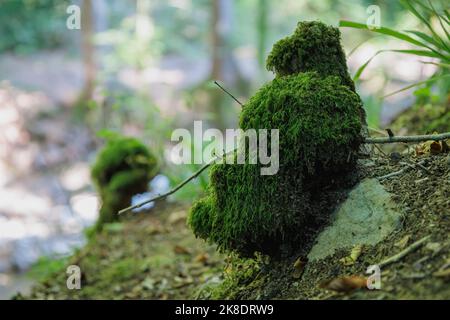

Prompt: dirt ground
xmin=17 ymin=148 xmax=449 ymax=300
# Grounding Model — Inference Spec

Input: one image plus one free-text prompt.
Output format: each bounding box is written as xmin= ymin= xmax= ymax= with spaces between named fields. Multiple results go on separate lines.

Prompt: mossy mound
xmin=266 ymin=21 xmax=355 ymax=91
xmin=188 ymin=21 xmax=365 ymax=257
xmin=91 ymin=136 xmax=158 ymax=228
xmin=189 ymin=72 xmax=363 ymax=257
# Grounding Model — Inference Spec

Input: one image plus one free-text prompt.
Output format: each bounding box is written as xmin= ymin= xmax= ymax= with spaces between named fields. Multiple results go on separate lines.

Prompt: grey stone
xmin=307 ymin=178 xmax=402 ymax=261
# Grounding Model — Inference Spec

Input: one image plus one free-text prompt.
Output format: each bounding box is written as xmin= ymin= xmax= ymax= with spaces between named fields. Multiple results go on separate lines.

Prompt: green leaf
xmin=405 ymin=30 xmax=445 ymax=52
xmin=352 ymin=50 xmax=383 ymax=82
xmin=390 ymin=49 xmax=445 ymax=59
xmin=353 ymin=49 xmax=442 ymax=82
xmin=400 ymin=0 xmax=450 ymax=53
xmin=383 ymin=73 xmax=450 ymax=98
xmin=339 ymin=20 xmax=430 ymax=49
xmin=426 ymin=0 xmax=450 ymax=42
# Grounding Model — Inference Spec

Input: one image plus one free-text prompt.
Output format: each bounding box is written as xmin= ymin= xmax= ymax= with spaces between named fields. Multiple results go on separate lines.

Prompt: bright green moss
xmin=91 ymin=137 xmax=158 ymax=229
xmin=266 ymin=21 xmax=355 ymax=91
xmin=189 ymin=22 xmax=365 ymax=257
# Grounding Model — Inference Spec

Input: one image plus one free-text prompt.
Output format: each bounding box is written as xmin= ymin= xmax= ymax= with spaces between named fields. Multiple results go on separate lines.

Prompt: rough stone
xmin=308 ymin=178 xmax=402 ymax=261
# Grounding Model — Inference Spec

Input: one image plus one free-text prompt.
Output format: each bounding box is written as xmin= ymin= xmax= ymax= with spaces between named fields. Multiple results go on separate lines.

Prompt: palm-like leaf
xmin=339 ymin=0 xmax=450 ymax=96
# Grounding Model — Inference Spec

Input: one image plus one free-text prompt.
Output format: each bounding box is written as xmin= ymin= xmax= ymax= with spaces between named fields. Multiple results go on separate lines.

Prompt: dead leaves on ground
xmin=415 ymin=138 xmax=449 ymax=156
xmin=292 ymin=257 xmax=307 ymax=279
xmin=173 ymin=245 xmax=191 ymax=255
xmin=339 ymin=245 xmax=364 ymax=266
xmin=320 ymin=275 xmax=368 ymax=293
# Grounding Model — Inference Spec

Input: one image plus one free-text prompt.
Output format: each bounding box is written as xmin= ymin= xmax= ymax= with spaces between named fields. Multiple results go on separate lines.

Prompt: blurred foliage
xmin=0 ymin=0 xmax=70 ymax=54
xmin=340 ymin=0 xmax=450 ymax=98
xmin=27 ymin=255 xmax=68 ymax=281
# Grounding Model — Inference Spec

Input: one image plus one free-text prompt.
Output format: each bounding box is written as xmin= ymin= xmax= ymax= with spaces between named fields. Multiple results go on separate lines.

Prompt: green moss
xmin=91 ymin=136 xmax=158 ymax=229
xmin=266 ymin=21 xmax=354 ymax=91
xmin=188 ymin=21 xmax=364 ymax=257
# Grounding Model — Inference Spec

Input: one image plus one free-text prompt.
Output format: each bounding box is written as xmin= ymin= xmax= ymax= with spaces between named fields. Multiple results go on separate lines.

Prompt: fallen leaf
xmin=173 ymin=245 xmax=190 ymax=255
xmin=429 ymin=141 xmax=442 ymax=154
xmin=292 ymin=257 xmax=307 ymax=279
xmin=145 ymin=224 xmax=164 ymax=235
xmin=432 ymin=269 xmax=450 ymax=279
xmin=395 ymin=235 xmax=411 ymax=249
xmin=320 ymin=275 xmax=367 ymax=293
xmin=339 ymin=245 xmax=363 ymax=266
xmin=194 ymin=253 xmax=209 ymax=264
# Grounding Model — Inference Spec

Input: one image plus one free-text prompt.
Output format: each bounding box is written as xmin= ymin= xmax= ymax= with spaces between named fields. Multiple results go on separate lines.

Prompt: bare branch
xmin=118 ymin=150 xmax=233 ymax=215
xmin=118 ymin=131 xmax=450 ymax=215
xmin=214 ymin=81 xmax=243 ymax=106
xmin=365 ymin=132 xmax=450 ymax=144
xmin=378 ymin=235 xmax=430 ymax=268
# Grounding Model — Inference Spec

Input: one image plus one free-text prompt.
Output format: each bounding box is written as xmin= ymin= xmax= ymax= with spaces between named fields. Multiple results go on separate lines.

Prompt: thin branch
xmin=377 ymin=160 xmax=427 ymax=180
xmin=118 ymin=151 xmax=233 ymax=215
xmin=214 ymin=81 xmax=243 ymax=106
xmin=378 ymin=235 xmax=431 ymax=268
xmin=118 ymin=132 xmax=449 ymax=215
xmin=364 ymin=132 xmax=450 ymax=144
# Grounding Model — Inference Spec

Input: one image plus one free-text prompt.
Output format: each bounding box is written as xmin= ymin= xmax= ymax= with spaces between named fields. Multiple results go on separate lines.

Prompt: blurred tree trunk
xmin=210 ymin=0 xmax=226 ymax=130
xmin=257 ymin=0 xmax=269 ymax=69
xmin=210 ymin=0 xmax=249 ymax=130
xmin=81 ymin=0 xmax=95 ymax=101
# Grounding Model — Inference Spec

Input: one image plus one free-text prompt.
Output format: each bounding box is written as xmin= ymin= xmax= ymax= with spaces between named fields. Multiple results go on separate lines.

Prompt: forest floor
xmin=19 ymin=148 xmax=450 ymax=300
xmin=10 ymin=81 xmax=450 ymax=300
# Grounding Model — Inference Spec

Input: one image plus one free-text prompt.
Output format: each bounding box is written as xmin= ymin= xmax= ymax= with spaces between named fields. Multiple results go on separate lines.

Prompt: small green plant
xmin=188 ymin=21 xmax=364 ymax=257
xmin=340 ymin=0 xmax=450 ymax=96
xmin=91 ymin=135 xmax=158 ymax=229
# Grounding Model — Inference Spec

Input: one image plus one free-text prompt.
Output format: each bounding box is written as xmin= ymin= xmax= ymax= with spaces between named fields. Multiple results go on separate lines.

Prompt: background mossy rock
xmin=91 ymin=136 xmax=158 ymax=228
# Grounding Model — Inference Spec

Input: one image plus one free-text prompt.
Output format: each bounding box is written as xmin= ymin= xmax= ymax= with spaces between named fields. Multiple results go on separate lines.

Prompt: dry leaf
xmin=145 ymin=224 xmax=164 ymax=235
xmin=395 ymin=235 xmax=411 ymax=249
xmin=433 ymin=269 xmax=450 ymax=279
xmin=292 ymin=257 xmax=307 ymax=279
xmin=415 ymin=145 xmax=425 ymax=156
xmin=416 ymin=134 xmax=446 ymax=156
xmin=339 ymin=245 xmax=363 ymax=266
xmin=320 ymin=275 xmax=367 ymax=293
xmin=173 ymin=245 xmax=190 ymax=255
xmin=194 ymin=253 xmax=209 ymax=264
xmin=429 ymin=141 xmax=442 ymax=154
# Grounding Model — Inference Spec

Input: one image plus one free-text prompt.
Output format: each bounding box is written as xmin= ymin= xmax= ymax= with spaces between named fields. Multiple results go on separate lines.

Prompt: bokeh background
xmin=0 ymin=0 xmax=445 ymax=298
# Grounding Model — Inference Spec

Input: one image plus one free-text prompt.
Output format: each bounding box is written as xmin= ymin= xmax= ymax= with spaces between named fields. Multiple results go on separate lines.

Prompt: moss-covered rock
xmin=188 ymin=21 xmax=365 ymax=257
xmin=266 ymin=21 xmax=355 ymax=91
xmin=91 ymin=136 xmax=158 ymax=229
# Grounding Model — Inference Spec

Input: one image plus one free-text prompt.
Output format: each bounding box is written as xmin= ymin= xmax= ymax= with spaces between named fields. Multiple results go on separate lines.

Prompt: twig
xmin=214 ymin=81 xmax=243 ymax=106
xmin=368 ymin=127 xmax=387 ymax=135
xmin=377 ymin=160 xmax=427 ymax=180
xmin=377 ymin=167 xmax=408 ymax=180
xmin=372 ymin=144 xmax=387 ymax=157
xmin=378 ymin=235 xmax=431 ymax=268
xmin=400 ymin=160 xmax=431 ymax=174
xmin=118 ymin=151 xmax=233 ymax=215
xmin=118 ymin=131 xmax=449 ymax=215
xmin=364 ymin=132 xmax=450 ymax=144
